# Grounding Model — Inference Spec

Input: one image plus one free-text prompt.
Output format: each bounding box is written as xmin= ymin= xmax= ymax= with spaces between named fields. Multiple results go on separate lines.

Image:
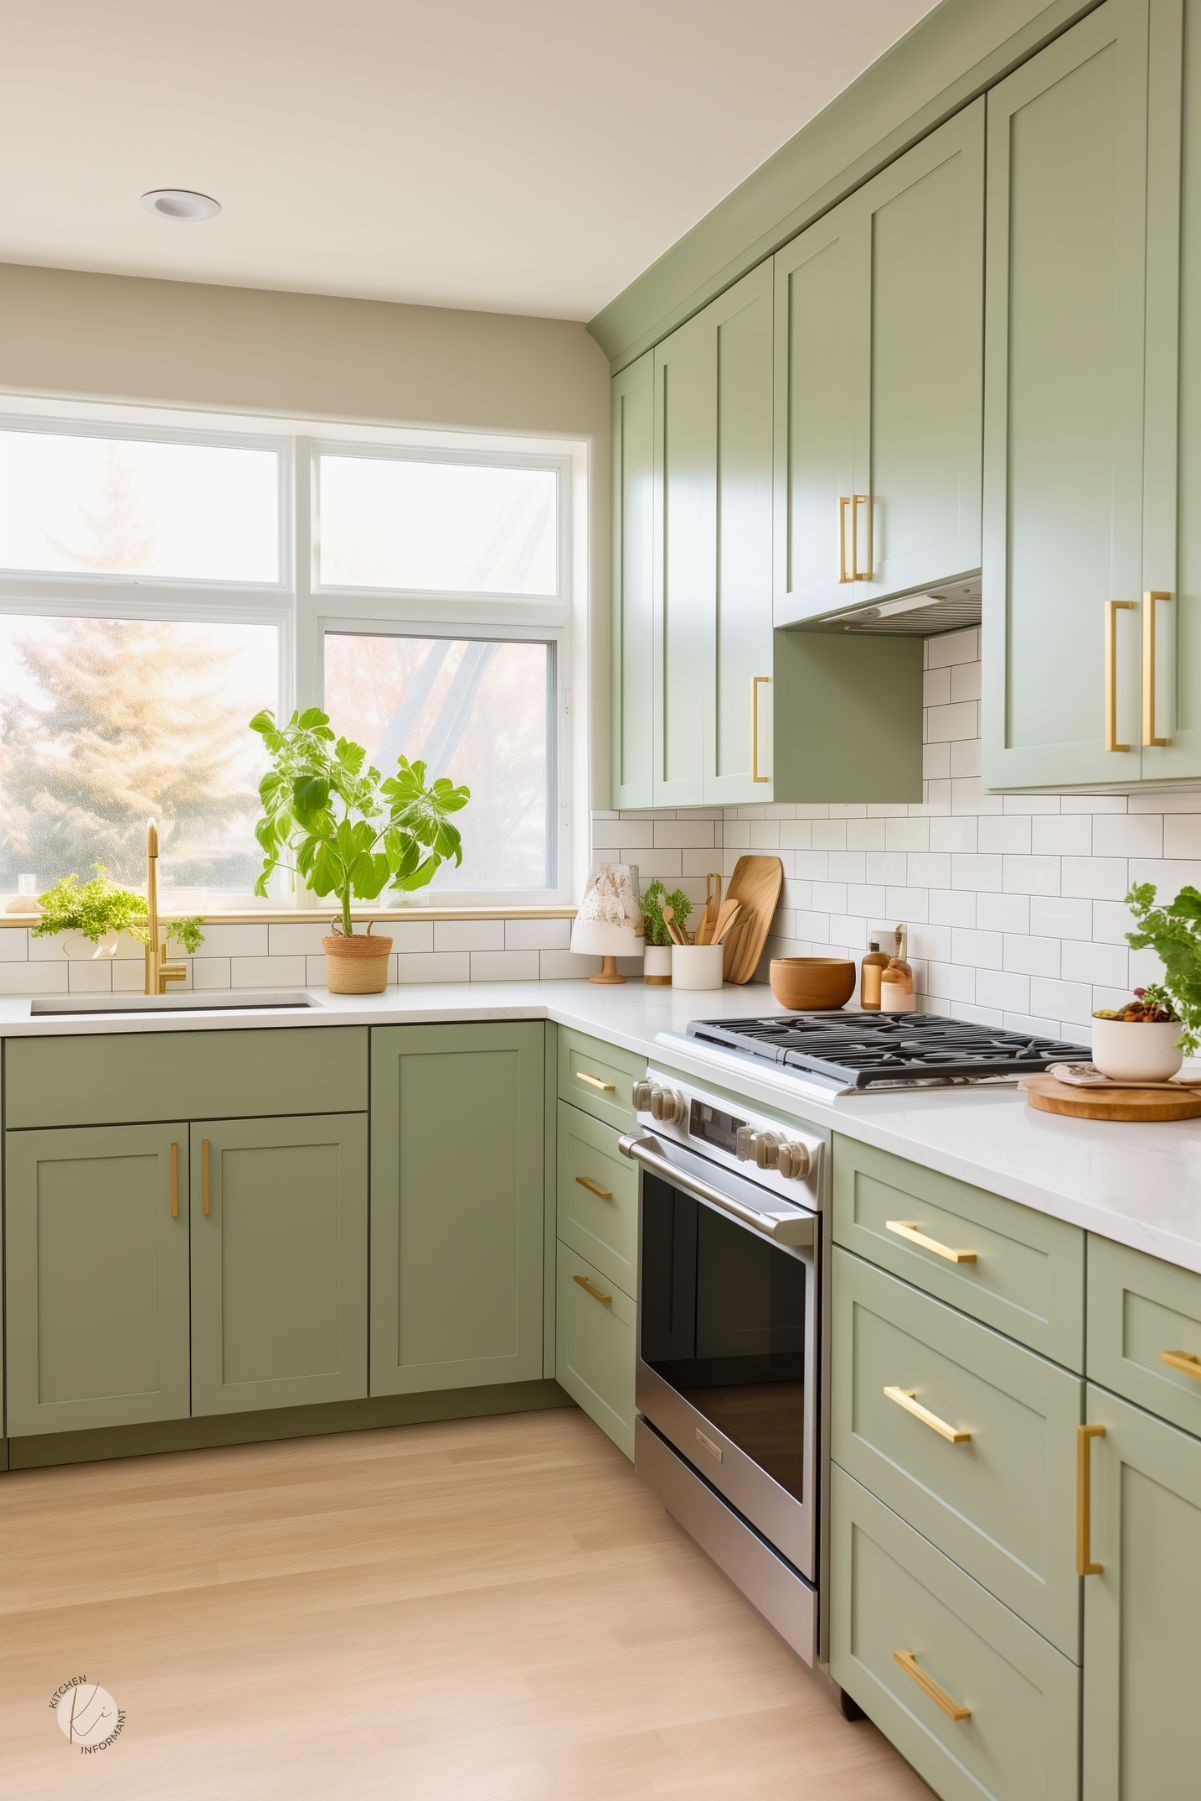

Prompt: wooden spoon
xmin=661 ymin=903 xmax=687 ymax=946
xmin=710 ymin=899 xmax=742 ymax=945
xmin=696 ymin=873 xmax=722 ymax=945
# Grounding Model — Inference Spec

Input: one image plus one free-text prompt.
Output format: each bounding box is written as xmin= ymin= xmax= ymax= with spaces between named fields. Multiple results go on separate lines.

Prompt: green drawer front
xmin=1088 ymin=1236 xmax=1201 ymax=1438
xmin=831 ymin=1467 xmax=1080 ymax=1801
xmin=832 ymin=1248 xmax=1081 ymax=1657
xmin=556 ymin=1102 xmax=638 ymax=1295
xmin=556 ymin=1240 xmax=636 ymax=1460
xmin=556 ymin=1028 xmax=645 ymax=1133
xmin=833 ymin=1134 xmax=1084 ymax=1368
xmin=5 ymin=1027 xmax=369 ymax=1129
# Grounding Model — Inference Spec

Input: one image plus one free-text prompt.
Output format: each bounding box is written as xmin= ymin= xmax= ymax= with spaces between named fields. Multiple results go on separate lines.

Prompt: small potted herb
xmin=638 ymin=880 xmax=691 ymax=985
xmin=1086 ymin=880 xmax=1201 ymax=1081
xmin=1092 ymin=984 xmax=1184 ymax=1082
xmin=32 ymin=866 xmax=204 ymax=962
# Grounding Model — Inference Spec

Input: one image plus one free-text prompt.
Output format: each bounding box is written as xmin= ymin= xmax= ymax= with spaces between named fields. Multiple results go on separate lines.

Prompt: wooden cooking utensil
xmin=661 ymin=903 xmax=687 ymax=946
xmin=1022 ymin=1074 xmax=1201 ymax=1122
xmin=721 ymin=856 xmax=785 ymax=984
xmin=696 ymin=872 xmax=722 ymax=945
xmin=710 ymin=898 xmax=742 ymax=945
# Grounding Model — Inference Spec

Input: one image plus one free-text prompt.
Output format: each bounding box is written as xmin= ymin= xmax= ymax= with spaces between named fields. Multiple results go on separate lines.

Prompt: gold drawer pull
xmin=1160 ymin=1349 xmax=1201 ymax=1382
xmin=893 ymin=1649 xmax=971 ymax=1722
xmin=575 ymin=1175 xmax=614 ymax=1201
xmin=1077 ymin=1423 xmax=1106 ymax=1576
xmin=201 ymin=1137 xmax=212 ymax=1218
xmin=886 ymin=1220 xmax=977 ymax=1265
xmin=170 ymin=1141 xmax=180 ymax=1221
xmin=884 ymin=1386 xmax=972 ymax=1444
xmin=573 ymin=1273 xmax=613 ymax=1306
xmin=577 ymin=1071 xmax=616 ymax=1093
xmin=1105 ymin=599 xmax=1136 ymax=752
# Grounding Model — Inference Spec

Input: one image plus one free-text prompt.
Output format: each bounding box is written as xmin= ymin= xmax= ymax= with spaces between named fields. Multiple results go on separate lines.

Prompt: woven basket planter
xmin=322 ymin=931 xmax=394 ymax=995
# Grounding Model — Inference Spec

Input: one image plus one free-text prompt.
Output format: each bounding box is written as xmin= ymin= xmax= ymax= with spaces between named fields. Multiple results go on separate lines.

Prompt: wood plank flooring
xmin=0 ymin=1409 xmax=932 ymax=1799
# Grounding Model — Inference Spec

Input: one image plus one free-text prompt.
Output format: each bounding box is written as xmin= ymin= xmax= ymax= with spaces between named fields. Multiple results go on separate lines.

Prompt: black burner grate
xmin=686 ymin=1011 xmax=1087 ymax=1088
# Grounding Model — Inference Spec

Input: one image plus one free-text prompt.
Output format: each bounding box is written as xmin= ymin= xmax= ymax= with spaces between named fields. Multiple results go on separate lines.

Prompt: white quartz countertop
xmin=3 ymin=978 xmax=1200 ymax=1276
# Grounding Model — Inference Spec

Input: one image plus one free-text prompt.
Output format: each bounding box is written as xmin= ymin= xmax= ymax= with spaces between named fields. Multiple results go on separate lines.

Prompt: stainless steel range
xmin=620 ymin=1071 xmax=826 ymax=1665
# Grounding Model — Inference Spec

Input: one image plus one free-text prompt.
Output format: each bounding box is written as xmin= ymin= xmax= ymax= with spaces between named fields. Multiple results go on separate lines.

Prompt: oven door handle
xmin=618 ymin=1134 xmax=815 ymax=1248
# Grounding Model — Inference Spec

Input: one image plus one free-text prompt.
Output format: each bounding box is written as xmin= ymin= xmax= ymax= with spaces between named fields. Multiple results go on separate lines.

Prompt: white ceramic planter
xmin=1091 ymin=1016 xmax=1184 ymax=1083
xmin=643 ymin=943 xmax=672 ymax=986
xmin=670 ymin=944 xmax=725 ymax=991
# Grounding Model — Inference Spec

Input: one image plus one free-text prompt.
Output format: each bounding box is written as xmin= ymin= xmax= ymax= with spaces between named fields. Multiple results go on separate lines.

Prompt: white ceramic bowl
xmin=1091 ymin=1016 xmax=1184 ymax=1083
xmin=670 ymin=944 xmax=725 ymax=991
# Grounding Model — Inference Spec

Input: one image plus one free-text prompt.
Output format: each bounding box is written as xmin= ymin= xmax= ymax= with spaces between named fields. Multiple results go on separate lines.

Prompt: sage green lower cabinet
xmin=5 ymin=1124 xmax=190 ymax=1436
xmin=189 ymin=1114 xmax=368 ymax=1417
xmin=556 ymin=1240 xmax=636 ymax=1460
xmin=1082 ymin=1385 xmax=1201 ymax=1801
xmin=370 ymin=1023 xmax=545 ymax=1395
xmin=831 ymin=1467 xmax=1080 ymax=1801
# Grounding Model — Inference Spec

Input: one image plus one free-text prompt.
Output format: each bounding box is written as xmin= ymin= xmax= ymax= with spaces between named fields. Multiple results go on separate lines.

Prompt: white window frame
xmin=0 ymin=398 xmax=586 ymax=910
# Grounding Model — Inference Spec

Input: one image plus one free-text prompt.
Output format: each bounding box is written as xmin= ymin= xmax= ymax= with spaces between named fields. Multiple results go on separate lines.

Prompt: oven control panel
xmin=635 ymin=1069 xmax=826 ymax=1207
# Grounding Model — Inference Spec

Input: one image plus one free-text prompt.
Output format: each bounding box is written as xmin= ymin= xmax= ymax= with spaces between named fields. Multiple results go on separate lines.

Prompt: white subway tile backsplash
xmin=976 ymin=893 xmax=1029 ymax=934
xmin=231 ymin=956 xmax=305 ymax=989
xmin=951 ymin=854 xmax=1003 ymax=892
xmin=470 ymin=950 xmax=540 ymax=982
xmin=67 ymin=959 xmax=114 ymax=993
xmin=1029 ymin=976 xmax=1095 ymax=1027
xmin=1060 ymin=858 xmax=1129 ymax=900
xmin=1092 ymin=814 xmax=1164 ymax=858
xmin=1002 ymin=855 xmax=1060 ymax=896
xmin=1163 ymin=815 xmax=1201 ymax=858
xmin=503 ymin=917 xmax=572 ymax=951
xmin=434 ymin=919 xmax=506 ymax=953
xmin=0 ymin=962 xmax=69 ymax=995
xmin=929 ymin=888 xmax=976 ymax=927
xmin=1029 ymin=896 xmax=1094 ymax=939
xmin=977 ymin=816 xmax=1031 ymax=855
xmin=1030 ymin=815 xmax=1091 ymax=856
xmin=951 ymin=928 xmax=1004 ymax=970
xmin=976 ymin=968 xmax=1030 ymax=1012
xmin=1061 ymin=939 xmax=1129 ymax=987
xmin=392 ymin=951 xmax=472 ymax=984
xmin=1003 ymin=934 xmax=1061 ymax=978
xmin=0 ymin=928 xmax=29 ymax=960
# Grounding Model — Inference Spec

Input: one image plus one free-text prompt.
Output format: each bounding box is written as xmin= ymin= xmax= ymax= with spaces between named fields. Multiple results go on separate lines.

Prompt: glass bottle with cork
xmin=880 ymin=924 xmax=916 ymax=1013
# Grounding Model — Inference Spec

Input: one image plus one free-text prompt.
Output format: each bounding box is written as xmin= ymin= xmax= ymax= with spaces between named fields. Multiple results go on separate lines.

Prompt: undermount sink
xmin=29 ymin=991 xmax=321 ymax=1017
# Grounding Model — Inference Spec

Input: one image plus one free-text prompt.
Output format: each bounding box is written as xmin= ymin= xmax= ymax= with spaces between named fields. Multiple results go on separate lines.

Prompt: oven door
xmin=628 ymin=1133 xmax=818 ymax=1581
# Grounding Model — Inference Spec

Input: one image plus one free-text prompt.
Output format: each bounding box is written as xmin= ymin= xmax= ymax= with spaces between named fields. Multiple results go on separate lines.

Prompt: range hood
xmin=803 ymin=571 xmax=981 ymax=636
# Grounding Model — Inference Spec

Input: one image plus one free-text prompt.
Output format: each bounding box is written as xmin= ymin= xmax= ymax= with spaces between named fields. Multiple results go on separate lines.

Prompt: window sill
xmin=0 ymin=904 xmax=578 ymax=928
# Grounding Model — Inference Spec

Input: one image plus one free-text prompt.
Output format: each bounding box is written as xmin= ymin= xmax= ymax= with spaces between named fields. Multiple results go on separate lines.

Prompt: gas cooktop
xmin=685 ymin=1012 xmax=1087 ymax=1089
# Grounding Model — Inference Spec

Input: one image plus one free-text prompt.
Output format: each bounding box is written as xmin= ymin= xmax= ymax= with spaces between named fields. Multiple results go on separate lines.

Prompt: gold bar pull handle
xmin=892 ymin=1650 xmax=971 ymax=1722
xmin=884 ymin=1385 xmax=972 ymax=1444
xmin=751 ymin=675 xmax=770 ymax=784
xmin=1077 ymin=1423 xmax=1106 ymax=1575
xmin=1143 ymin=590 xmax=1172 ymax=747
xmin=201 ymin=1137 xmax=212 ymax=1218
xmin=576 ymin=1072 xmax=616 ymax=1094
xmin=838 ymin=496 xmax=852 ymax=583
xmin=886 ymin=1220 xmax=977 ymax=1265
xmin=853 ymin=493 xmax=873 ymax=581
xmin=572 ymin=1273 xmax=613 ymax=1307
xmin=575 ymin=1175 xmax=614 ymax=1201
xmin=1161 ymin=1349 xmax=1201 ymax=1382
xmin=170 ymin=1141 xmax=180 ymax=1221
xmin=1105 ymin=600 xmax=1135 ymax=752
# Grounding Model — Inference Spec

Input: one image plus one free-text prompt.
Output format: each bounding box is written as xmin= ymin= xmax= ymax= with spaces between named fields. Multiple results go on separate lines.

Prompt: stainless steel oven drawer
xmin=635 ymin=1418 xmax=816 ymax=1666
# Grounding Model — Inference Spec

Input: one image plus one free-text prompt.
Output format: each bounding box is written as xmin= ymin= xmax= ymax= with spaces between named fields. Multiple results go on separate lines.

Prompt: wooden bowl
xmin=769 ymin=957 xmax=856 ymax=1011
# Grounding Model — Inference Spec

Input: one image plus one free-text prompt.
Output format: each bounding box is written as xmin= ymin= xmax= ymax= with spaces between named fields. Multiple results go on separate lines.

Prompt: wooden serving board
xmin=1022 ymin=1075 xmax=1201 ymax=1122
xmin=721 ymin=855 xmax=784 ymax=985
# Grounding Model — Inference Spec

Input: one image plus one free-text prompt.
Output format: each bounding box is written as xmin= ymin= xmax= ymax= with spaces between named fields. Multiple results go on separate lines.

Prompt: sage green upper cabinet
xmin=189 ymin=1115 xmax=368 ymax=1417
xmin=1082 ymin=1385 xmax=1201 ymax=1801
xmin=773 ymin=102 xmax=983 ymax=627
xmin=611 ymin=352 xmax=655 ymax=809
xmin=5 ymin=1124 xmax=190 ymax=1436
xmin=370 ymin=1023 xmax=545 ymax=1396
xmin=981 ymin=0 xmax=1149 ymax=788
xmin=651 ymin=263 xmax=774 ymax=806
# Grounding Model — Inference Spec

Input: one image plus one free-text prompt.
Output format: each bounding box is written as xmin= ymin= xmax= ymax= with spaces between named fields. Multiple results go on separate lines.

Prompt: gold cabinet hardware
xmin=1142 ymin=590 xmax=1172 ymax=747
xmin=577 ymin=1072 xmax=616 ymax=1093
xmin=201 ymin=1137 xmax=212 ymax=1218
xmin=892 ymin=1649 xmax=971 ymax=1722
xmin=1077 ymin=1422 xmax=1106 ymax=1576
xmin=572 ymin=1273 xmax=613 ymax=1306
xmin=884 ymin=1385 xmax=972 ymax=1444
xmin=751 ymin=675 xmax=770 ymax=784
xmin=575 ymin=1175 xmax=614 ymax=1201
xmin=170 ymin=1141 xmax=180 ymax=1221
xmin=885 ymin=1220 xmax=977 ymax=1265
xmin=1160 ymin=1349 xmax=1201 ymax=1382
xmin=838 ymin=495 xmax=852 ymax=582
xmin=853 ymin=493 xmax=873 ymax=581
xmin=1105 ymin=599 xmax=1135 ymax=752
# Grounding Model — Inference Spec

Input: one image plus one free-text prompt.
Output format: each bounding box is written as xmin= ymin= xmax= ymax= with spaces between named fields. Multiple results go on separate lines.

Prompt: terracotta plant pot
xmin=323 ymin=932 xmax=393 ymax=995
xmin=769 ymin=957 xmax=857 ymax=1011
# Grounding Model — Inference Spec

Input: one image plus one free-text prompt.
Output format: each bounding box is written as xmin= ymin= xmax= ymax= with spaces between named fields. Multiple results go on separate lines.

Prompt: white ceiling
xmin=1 ymin=0 xmax=938 ymax=321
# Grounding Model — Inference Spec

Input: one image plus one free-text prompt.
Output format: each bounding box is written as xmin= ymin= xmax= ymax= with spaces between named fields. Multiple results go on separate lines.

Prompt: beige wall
xmin=0 ymin=259 xmax=612 ymax=805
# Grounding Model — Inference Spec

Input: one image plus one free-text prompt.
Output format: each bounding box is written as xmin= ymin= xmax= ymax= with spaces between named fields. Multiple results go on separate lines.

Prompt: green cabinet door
xmin=1082 ymin=1384 xmax=1201 ymax=1801
xmin=370 ymin=1023 xmax=545 ymax=1395
xmin=982 ymin=0 xmax=1149 ymax=788
xmin=189 ymin=1114 xmax=368 ymax=1417
xmin=611 ymin=351 xmax=655 ymax=808
xmin=5 ymin=1123 xmax=190 ymax=1436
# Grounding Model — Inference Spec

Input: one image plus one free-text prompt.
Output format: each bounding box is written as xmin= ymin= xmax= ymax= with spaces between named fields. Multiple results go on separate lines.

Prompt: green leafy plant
xmin=31 ymin=865 xmax=205 ymax=953
xmin=250 ymin=708 xmax=470 ymax=936
xmin=1124 ymin=883 xmax=1201 ymax=1051
xmin=639 ymin=879 xmax=693 ymax=947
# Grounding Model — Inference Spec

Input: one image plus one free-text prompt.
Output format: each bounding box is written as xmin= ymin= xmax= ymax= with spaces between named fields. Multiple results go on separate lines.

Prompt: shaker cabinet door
xmin=611 ymin=351 xmax=655 ymax=808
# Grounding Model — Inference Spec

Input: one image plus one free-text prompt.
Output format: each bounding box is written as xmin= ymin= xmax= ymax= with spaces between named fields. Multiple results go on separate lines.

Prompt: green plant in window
xmin=32 ymin=866 xmax=205 ymax=952
xmin=250 ymin=707 xmax=470 ymax=936
xmin=638 ymin=880 xmax=692 ymax=947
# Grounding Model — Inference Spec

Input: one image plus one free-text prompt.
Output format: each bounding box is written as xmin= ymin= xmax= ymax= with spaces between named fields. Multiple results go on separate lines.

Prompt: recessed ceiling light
xmin=141 ymin=189 xmax=221 ymax=223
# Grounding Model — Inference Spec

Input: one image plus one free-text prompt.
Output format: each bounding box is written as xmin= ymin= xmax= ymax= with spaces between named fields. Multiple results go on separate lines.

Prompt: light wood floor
xmin=0 ymin=1409 xmax=933 ymax=1799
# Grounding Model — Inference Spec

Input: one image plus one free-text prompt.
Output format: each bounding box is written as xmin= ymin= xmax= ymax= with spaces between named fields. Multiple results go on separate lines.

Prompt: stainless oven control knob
xmin=649 ymin=1085 xmax=687 ymax=1126
xmin=632 ymin=1080 xmax=654 ymax=1113
xmin=775 ymin=1139 xmax=812 ymax=1182
xmin=752 ymin=1131 xmax=784 ymax=1171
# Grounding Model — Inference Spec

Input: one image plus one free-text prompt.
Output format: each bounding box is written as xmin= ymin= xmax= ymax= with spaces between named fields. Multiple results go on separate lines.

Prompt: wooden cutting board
xmin=1022 ymin=1075 xmax=1201 ymax=1122
xmin=721 ymin=855 xmax=784 ymax=984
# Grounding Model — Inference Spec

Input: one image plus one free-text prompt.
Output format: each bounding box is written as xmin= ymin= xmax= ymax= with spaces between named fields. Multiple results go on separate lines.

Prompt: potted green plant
xmin=32 ymin=866 xmax=204 ymax=962
xmin=1100 ymin=881 xmax=1201 ymax=1080
xmin=638 ymin=880 xmax=691 ymax=985
xmin=250 ymin=707 xmax=470 ymax=994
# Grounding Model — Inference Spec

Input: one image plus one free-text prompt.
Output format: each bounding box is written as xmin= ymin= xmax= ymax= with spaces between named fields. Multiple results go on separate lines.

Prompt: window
xmin=0 ymin=412 xmax=580 ymax=909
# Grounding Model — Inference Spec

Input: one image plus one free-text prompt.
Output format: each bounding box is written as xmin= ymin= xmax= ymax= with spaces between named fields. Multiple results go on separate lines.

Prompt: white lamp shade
xmin=570 ymin=863 xmax=641 ymax=957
